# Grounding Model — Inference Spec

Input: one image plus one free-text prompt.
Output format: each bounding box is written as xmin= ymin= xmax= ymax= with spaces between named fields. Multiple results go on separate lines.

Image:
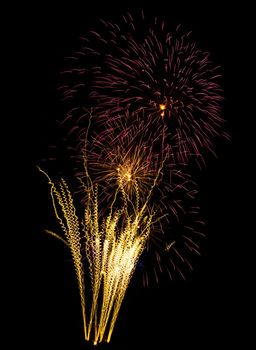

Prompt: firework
xmin=58 ymin=11 xmax=229 ymax=167
xmin=38 ymin=156 xmax=164 ymax=344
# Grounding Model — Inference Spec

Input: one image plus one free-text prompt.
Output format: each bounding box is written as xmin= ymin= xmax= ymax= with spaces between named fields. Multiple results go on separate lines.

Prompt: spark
xmin=159 ymin=103 xmax=166 ymax=118
xmin=166 ymin=241 xmax=175 ymax=251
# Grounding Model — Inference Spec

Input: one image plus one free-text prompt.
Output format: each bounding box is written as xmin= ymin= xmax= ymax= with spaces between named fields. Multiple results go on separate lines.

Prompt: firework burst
xmin=58 ymin=11 xmax=229 ymax=167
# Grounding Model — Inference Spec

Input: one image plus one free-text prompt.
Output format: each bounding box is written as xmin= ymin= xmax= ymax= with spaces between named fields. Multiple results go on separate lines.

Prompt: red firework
xmin=58 ymin=11 xmax=229 ymax=168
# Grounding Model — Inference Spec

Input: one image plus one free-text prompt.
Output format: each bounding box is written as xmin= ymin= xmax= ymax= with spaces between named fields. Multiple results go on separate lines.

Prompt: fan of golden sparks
xmin=82 ymin=116 xmax=164 ymax=204
xmin=38 ymin=152 xmax=166 ymax=345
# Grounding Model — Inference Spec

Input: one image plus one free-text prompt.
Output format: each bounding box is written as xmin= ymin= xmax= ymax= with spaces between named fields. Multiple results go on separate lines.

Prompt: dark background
xmin=11 ymin=1 xmax=252 ymax=349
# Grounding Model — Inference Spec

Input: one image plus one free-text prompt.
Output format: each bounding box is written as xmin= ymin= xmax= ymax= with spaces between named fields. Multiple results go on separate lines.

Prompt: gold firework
xmin=38 ymin=159 xmax=164 ymax=344
xmin=86 ymin=115 xmax=166 ymax=204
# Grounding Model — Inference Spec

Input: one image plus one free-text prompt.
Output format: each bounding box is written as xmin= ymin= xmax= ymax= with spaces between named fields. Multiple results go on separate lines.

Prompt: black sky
xmin=11 ymin=1 xmax=253 ymax=349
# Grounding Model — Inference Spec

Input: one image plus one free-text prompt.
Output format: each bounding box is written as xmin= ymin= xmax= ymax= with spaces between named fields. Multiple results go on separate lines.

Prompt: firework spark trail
xmin=38 ymin=156 xmax=166 ymax=344
xmin=58 ymin=11 xmax=229 ymax=168
xmin=38 ymin=168 xmax=88 ymax=336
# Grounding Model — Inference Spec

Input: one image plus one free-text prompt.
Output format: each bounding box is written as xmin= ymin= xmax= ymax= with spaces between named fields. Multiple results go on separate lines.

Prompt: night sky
xmin=13 ymin=1 xmax=252 ymax=349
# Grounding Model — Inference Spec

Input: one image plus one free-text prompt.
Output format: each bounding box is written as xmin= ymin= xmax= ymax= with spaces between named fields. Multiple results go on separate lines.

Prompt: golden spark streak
xmin=38 ymin=160 xmax=164 ymax=344
xmin=88 ymin=141 xmax=157 ymax=201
